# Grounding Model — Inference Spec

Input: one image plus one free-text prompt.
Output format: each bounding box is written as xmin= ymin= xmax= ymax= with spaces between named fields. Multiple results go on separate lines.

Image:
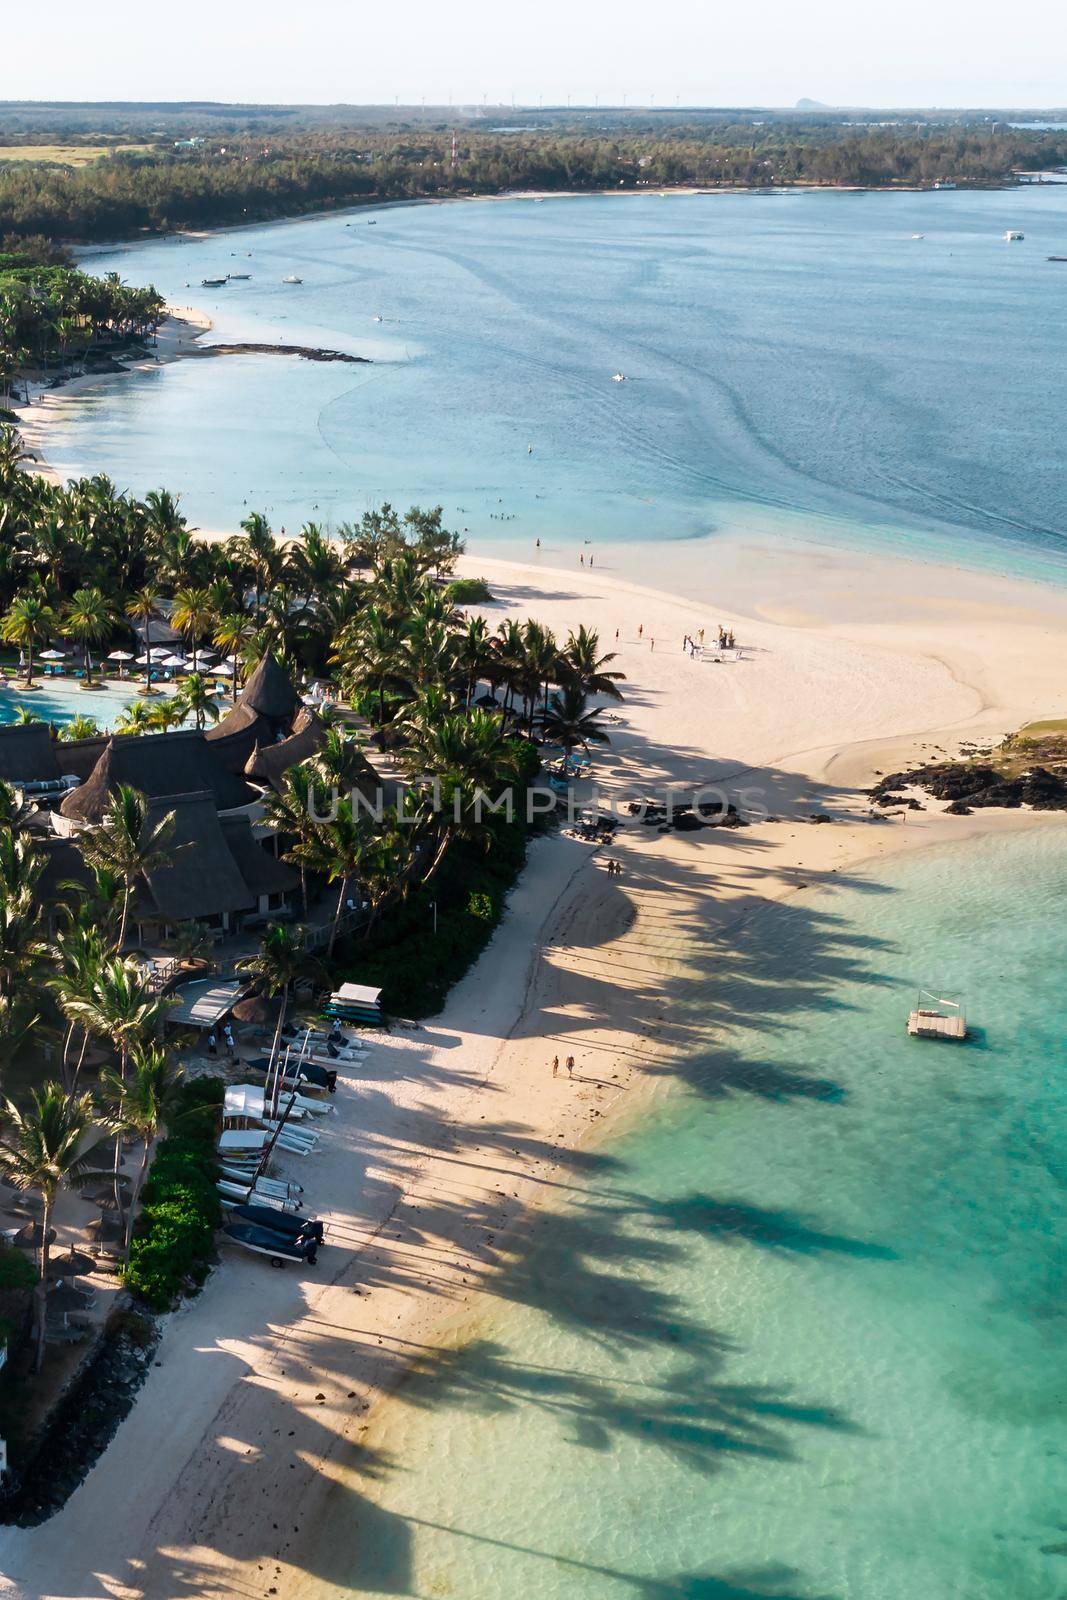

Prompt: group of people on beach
xmin=680 ymin=625 xmax=736 ymax=657
xmin=551 ymin=1054 xmax=576 ymax=1078
xmin=604 ymin=858 xmax=624 ymax=876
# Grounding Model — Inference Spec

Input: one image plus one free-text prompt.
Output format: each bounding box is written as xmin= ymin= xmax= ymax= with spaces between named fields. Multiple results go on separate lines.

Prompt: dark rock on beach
xmin=868 ymin=761 xmax=1067 ymax=812
xmin=0 ymin=1313 xmax=160 ymax=1526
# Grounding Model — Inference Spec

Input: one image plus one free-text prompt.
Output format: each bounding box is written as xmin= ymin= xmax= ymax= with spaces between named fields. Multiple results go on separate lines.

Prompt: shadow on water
xmin=24 ymin=761 xmax=904 ymax=1600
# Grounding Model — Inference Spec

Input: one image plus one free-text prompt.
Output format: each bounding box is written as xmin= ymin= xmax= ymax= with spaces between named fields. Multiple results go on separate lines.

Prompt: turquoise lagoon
xmin=317 ymin=827 xmax=1067 ymax=1600
xmin=37 ymin=193 xmax=1067 ymax=1597
xmin=38 ymin=185 xmax=1067 ymax=583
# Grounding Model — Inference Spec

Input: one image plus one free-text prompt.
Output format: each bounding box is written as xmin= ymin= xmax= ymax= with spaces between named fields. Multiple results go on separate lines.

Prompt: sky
xmin=3 ymin=0 xmax=1065 ymax=109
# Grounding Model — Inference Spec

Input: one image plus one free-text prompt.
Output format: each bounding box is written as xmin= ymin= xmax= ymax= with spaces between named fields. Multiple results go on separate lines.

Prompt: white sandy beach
xmin=0 ymin=539 xmax=1064 ymax=1599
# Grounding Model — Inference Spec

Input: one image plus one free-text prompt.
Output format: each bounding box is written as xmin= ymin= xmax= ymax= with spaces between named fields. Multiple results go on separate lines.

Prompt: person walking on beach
xmin=638 ymin=624 xmax=643 ymax=638
xmin=650 ymin=638 xmax=655 ymax=652
xmin=580 ymin=552 xmax=584 ymax=565
xmin=566 ymin=1054 xmax=575 ymax=1077
xmin=552 ymin=1054 xmax=559 ymax=1077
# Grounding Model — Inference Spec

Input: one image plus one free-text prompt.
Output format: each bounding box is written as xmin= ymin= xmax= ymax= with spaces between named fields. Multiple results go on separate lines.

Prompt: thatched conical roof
xmin=234 ymin=653 xmax=299 ymax=727
xmin=59 ymin=731 xmax=255 ymax=823
xmin=243 ymin=708 xmax=328 ymax=791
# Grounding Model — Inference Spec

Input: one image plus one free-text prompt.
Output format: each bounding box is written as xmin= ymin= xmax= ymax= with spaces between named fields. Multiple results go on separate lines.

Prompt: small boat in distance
xmin=227 ymin=273 xmax=251 ymax=281
xmin=372 ymin=314 xmax=383 ymax=322
xmin=201 ymin=277 xmax=227 ymax=287
xmin=612 ymin=372 xmax=626 ymax=382
xmin=281 ymin=274 xmax=302 ymax=284
xmin=1004 ymin=230 xmax=1025 ymax=241
xmin=1048 ymin=255 xmax=1067 ymax=262
xmin=911 ymin=233 xmax=924 ymax=240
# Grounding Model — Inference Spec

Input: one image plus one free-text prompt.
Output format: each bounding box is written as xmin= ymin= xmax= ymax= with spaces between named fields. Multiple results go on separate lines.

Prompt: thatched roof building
xmin=131 ymin=793 xmax=299 ymax=929
xmin=59 ymin=730 xmax=255 ymax=824
xmin=0 ymin=724 xmax=61 ymax=787
xmin=232 ymin=652 xmax=300 ymax=730
xmin=244 ymin=708 xmax=328 ymax=792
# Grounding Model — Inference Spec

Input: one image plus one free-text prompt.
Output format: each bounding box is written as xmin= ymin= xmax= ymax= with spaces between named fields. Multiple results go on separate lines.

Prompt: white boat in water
xmin=612 ymin=372 xmax=626 ymax=382
xmin=911 ymin=233 xmax=924 ymax=240
xmin=1004 ymin=230 xmax=1025 ymax=241
xmin=282 ymin=274 xmax=303 ymax=284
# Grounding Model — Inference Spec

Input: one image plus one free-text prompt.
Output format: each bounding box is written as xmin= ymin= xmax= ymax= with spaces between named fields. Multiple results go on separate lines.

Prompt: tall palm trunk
xmin=23 ymin=646 xmax=34 ymax=688
xmin=34 ymin=1195 xmax=52 ymax=1372
xmin=144 ymin=612 xmax=153 ymax=693
xmin=117 ymin=882 xmax=132 ymax=952
xmin=267 ymin=983 xmax=291 ymax=1119
xmin=124 ymin=1137 xmax=152 ymax=1266
xmin=328 ymin=875 xmax=350 ymax=959
xmin=112 ymin=1044 xmax=128 ymax=1231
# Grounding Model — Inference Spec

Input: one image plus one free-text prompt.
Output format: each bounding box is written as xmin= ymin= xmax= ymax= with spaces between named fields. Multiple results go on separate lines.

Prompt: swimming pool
xmin=0 ymin=677 xmax=174 ymax=730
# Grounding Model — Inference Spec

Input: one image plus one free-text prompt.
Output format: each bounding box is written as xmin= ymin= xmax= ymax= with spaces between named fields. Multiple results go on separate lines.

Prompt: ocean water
xmin=40 ymin=187 xmax=1067 ymax=583
xmin=307 ymin=826 xmax=1067 ymax=1600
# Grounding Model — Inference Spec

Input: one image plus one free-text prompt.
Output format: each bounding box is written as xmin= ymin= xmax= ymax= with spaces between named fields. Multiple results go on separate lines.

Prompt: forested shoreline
xmin=0 ymin=123 xmax=1064 ymax=243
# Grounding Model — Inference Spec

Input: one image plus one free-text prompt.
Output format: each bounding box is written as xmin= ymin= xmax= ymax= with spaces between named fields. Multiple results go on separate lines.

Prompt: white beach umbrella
xmin=135 ymin=654 xmax=152 ymax=666
xmin=40 ymin=649 xmax=67 ymax=660
xmin=149 ymin=647 xmax=172 ymax=661
xmin=213 ymin=661 xmax=236 ymax=676
xmin=107 ymin=650 xmax=135 ymax=662
xmin=161 ymin=653 xmax=189 ymax=668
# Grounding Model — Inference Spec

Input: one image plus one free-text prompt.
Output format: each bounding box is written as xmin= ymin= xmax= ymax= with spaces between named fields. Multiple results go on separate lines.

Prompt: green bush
xmin=446 ymin=576 xmax=493 ymax=605
xmin=123 ymin=1079 xmax=223 ymax=1312
xmin=0 ymin=1248 xmax=37 ymax=1291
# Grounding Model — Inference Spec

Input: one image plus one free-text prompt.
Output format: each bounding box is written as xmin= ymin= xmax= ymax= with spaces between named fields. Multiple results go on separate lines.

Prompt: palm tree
xmin=80 ymin=785 xmax=177 ymax=950
xmin=59 ymin=957 xmax=172 ymax=1227
xmin=212 ymin=612 xmax=253 ymax=702
xmin=58 ymin=714 xmax=102 ymax=742
xmin=237 ymin=925 xmax=309 ymax=1115
xmin=128 ymin=586 xmax=158 ymax=693
xmin=63 ymin=586 xmax=117 ymax=685
xmin=170 ymin=586 xmax=215 ymax=670
xmin=176 ymin=673 xmax=220 ymax=732
xmin=561 ymin=625 xmax=626 ymax=701
xmin=237 ymin=511 xmax=279 ymax=617
xmin=0 ymin=827 xmax=44 ymax=900
xmin=335 ymin=606 xmax=403 ymax=725
xmin=0 ymin=1085 xmax=101 ymax=1370
xmin=98 ymin=1045 xmax=183 ymax=1265
xmin=114 ymin=699 xmax=155 ymax=734
xmin=538 ymin=684 xmax=612 ymax=762
xmin=1 ymin=591 xmax=56 ymax=686
xmin=49 ymin=922 xmax=105 ymax=1096
xmin=0 ymin=885 xmax=48 ymax=1003
xmin=406 ymin=709 xmax=520 ymax=882
xmin=459 ymin=614 xmax=491 ymax=707
xmin=262 ymin=764 xmax=327 ymax=919
xmin=295 ymin=799 xmax=383 ymax=957
xmin=146 ymin=697 xmax=187 ymax=734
